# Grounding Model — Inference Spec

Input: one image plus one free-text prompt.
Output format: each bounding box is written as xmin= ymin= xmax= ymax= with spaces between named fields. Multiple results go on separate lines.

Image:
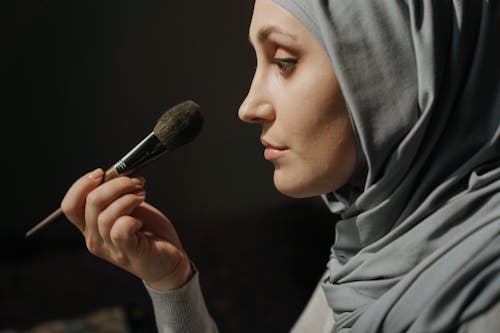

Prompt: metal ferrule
xmin=114 ymin=132 xmax=168 ymax=175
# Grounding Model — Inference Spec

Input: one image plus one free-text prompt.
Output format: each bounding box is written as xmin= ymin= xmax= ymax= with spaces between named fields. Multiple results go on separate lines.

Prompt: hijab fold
xmin=272 ymin=0 xmax=500 ymax=331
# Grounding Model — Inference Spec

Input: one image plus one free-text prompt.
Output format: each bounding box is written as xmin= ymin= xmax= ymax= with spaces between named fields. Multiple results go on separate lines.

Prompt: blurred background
xmin=1 ymin=1 xmax=337 ymax=332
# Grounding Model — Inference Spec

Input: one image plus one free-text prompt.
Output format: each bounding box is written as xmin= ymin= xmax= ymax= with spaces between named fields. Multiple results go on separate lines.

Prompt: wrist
xmin=146 ymin=253 xmax=193 ymax=291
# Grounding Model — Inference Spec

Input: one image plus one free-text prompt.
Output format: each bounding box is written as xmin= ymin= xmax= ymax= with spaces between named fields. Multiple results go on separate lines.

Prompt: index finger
xmin=60 ymin=168 xmax=104 ymax=231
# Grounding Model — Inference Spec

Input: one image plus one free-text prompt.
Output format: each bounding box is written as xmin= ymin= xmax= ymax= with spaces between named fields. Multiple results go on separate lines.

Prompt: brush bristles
xmin=153 ymin=100 xmax=203 ymax=150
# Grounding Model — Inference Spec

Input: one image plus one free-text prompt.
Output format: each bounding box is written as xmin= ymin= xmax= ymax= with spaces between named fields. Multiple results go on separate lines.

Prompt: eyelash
xmin=271 ymin=57 xmax=299 ymax=76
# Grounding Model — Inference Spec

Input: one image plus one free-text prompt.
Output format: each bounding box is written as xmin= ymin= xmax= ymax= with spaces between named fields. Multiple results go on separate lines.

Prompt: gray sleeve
xmin=144 ymin=267 xmax=218 ymax=333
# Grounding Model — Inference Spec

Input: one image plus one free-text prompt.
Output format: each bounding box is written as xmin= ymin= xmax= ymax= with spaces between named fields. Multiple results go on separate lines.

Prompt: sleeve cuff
xmin=143 ymin=264 xmax=218 ymax=333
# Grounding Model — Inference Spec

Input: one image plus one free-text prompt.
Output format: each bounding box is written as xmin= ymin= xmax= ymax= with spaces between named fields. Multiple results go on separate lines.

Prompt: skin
xmin=60 ymin=0 xmax=356 ymax=291
xmin=61 ymin=169 xmax=192 ymax=290
xmin=239 ymin=0 xmax=356 ymax=198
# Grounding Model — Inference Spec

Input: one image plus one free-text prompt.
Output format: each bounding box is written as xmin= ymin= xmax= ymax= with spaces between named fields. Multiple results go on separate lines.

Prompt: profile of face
xmin=239 ymin=0 xmax=357 ymax=198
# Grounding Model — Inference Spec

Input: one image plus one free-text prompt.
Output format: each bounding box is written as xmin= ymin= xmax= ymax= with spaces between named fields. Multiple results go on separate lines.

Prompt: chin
xmin=275 ymin=186 xmax=312 ymax=198
xmin=273 ymin=168 xmax=347 ymax=199
xmin=273 ymin=173 xmax=321 ymax=199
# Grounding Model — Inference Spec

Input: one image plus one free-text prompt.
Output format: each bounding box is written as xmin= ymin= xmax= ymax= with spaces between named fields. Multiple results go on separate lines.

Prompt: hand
xmin=61 ymin=168 xmax=192 ymax=291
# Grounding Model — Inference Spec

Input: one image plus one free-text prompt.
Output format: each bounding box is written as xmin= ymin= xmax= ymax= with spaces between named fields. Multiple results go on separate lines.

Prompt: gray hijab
xmin=272 ymin=0 xmax=500 ymax=332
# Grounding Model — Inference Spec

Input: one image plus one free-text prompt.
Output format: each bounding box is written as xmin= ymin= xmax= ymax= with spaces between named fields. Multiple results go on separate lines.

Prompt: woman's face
xmin=239 ymin=0 xmax=357 ymax=198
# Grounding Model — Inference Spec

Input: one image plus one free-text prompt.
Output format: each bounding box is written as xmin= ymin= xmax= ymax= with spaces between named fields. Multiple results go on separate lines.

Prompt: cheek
xmin=314 ymin=119 xmax=357 ymax=189
xmin=268 ymin=54 xmax=356 ymax=196
xmin=279 ymin=68 xmax=338 ymax=121
xmin=278 ymin=115 xmax=356 ymax=197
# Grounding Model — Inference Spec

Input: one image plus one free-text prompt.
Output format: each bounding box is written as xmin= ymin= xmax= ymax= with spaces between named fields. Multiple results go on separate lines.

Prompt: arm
xmin=60 ymin=168 xmax=218 ymax=331
xmin=144 ymin=266 xmax=219 ymax=333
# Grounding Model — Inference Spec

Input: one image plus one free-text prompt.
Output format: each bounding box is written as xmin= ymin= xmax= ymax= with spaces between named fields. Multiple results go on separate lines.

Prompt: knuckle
xmin=112 ymin=252 xmax=129 ymax=266
xmin=86 ymin=190 xmax=102 ymax=206
xmin=96 ymin=211 xmax=111 ymax=230
xmin=85 ymin=237 xmax=101 ymax=255
xmin=110 ymin=216 xmax=132 ymax=241
xmin=110 ymin=228 xmax=126 ymax=242
xmin=114 ymin=176 xmax=132 ymax=188
xmin=60 ymin=198 xmax=75 ymax=215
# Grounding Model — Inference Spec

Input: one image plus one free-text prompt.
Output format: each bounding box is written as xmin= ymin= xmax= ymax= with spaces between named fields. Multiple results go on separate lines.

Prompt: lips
xmin=261 ymin=137 xmax=288 ymax=161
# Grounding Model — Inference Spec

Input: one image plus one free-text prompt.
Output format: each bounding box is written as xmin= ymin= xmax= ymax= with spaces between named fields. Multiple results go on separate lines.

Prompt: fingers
xmin=87 ymin=215 xmax=143 ymax=267
xmin=108 ymin=215 xmax=143 ymax=259
xmin=97 ymin=190 xmax=146 ymax=244
xmin=132 ymin=203 xmax=184 ymax=249
xmin=60 ymin=169 xmax=188 ymax=286
xmin=61 ymin=168 xmax=104 ymax=232
xmin=84 ymin=176 xmax=145 ymax=248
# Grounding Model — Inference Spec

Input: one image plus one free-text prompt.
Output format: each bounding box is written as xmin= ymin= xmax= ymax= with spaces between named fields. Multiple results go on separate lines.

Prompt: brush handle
xmin=25 ymin=208 xmax=63 ymax=238
xmin=25 ymin=166 xmax=122 ymax=238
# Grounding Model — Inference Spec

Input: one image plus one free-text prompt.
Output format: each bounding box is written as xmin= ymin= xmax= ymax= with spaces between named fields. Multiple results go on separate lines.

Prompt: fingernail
xmin=88 ymin=168 xmax=104 ymax=180
xmin=132 ymin=177 xmax=145 ymax=186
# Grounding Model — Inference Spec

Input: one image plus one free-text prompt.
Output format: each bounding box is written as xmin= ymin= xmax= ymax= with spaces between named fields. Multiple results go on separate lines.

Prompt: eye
xmin=271 ymin=57 xmax=299 ymax=76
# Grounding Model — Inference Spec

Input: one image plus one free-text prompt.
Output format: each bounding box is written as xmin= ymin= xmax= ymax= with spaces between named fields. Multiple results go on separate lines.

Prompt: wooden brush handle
xmin=25 ymin=165 xmax=123 ymax=238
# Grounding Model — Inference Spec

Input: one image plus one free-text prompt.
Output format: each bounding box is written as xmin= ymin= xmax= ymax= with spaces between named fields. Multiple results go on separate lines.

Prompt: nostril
xmin=240 ymin=113 xmax=261 ymax=124
xmin=247 ymin=116 xmax=263 ymax=124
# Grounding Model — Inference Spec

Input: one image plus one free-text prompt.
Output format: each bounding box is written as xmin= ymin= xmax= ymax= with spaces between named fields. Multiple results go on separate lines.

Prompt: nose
xmin=238 ymin=71 xmax=275 ymax=124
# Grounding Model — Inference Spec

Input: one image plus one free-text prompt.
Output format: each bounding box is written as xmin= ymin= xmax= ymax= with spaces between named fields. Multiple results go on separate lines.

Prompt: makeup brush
xmin=25 ymin=100 xmax=203 ymax=239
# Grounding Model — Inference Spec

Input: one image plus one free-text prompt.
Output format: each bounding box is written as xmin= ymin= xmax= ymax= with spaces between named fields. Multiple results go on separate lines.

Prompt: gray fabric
xmin=458 ymin=299 xmax=500 ymax=333
xmin=144 ymin=268 xmax=218 ymax=333
xmin=290 ymin=270 xmax=335 ymax=333
xmin=272 ymin=0 xmax=500 ymax=332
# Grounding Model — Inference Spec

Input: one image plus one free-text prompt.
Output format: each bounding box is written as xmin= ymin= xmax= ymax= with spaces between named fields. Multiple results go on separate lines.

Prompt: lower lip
xmin=264 ymin=148 xmax=288 ymax=160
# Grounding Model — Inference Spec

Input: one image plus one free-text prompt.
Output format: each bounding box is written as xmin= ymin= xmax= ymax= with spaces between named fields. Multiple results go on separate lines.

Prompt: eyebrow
xmin=249 ymin=25 xmax=297 ymax=45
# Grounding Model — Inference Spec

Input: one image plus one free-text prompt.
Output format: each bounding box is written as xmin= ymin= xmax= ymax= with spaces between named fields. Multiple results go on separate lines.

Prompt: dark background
xmin=1 ymin=1 xmax=337 ymax=332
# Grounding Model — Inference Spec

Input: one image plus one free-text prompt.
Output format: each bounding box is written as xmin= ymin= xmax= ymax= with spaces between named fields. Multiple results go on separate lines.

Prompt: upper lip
xmin=261 ymin=137 xmax=288 ymax=150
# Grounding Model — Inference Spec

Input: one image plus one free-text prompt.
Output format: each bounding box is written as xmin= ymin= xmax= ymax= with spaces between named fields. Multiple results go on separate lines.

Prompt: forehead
xmin=249 ymin=0 xmax=309 ymax=44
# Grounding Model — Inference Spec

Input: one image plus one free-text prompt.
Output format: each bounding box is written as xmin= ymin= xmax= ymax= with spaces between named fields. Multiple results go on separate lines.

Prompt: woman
xmin=61 ymin=0 xmax=500 ymax=332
